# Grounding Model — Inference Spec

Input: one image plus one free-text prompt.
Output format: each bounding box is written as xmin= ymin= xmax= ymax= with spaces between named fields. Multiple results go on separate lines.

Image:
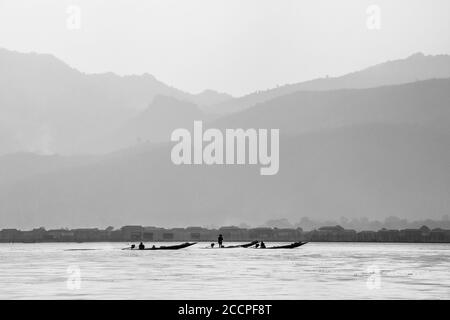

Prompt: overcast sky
xmin=1 ymin=0 xmax=449 ymax=96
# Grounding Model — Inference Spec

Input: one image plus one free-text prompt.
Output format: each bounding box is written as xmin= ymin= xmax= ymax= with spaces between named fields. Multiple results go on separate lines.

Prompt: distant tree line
xmin=1 ymin=222 xmax=449 ymax=243
xmin=261 ymin=216 xmax=450 ymax=231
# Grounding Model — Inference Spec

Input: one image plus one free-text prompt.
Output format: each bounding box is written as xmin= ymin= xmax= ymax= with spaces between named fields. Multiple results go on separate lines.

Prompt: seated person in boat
xmin=260 ymin=241 xmax=266 ymax=248
xmin=138 ymin=242 xmax=145 ymax=250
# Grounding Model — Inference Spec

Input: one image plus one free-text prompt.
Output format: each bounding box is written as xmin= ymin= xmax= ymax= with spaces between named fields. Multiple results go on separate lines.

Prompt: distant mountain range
xmin=1 ymin=124 xmax=448 ymax=229
xmin=1 ymin=49 xmax=450 ymax=155
xmin=0 ymin=48 xmax=232 ymax=155
xmin=210 ymin=52 xmax=450 ymax=113
xmin=210 ymin=78 xmax=450 ymax=135
xmin=0 ymin=76 xmax=449 ymax=228
xmin=89 ymin=95 xmax=215 ymax=153
xmin=1 ymin=48 xmax=450 ymax=228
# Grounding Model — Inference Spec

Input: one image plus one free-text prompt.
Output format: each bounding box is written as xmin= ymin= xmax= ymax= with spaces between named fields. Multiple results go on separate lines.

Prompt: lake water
xmin=0 ymin=242 xmax=449 ymax=299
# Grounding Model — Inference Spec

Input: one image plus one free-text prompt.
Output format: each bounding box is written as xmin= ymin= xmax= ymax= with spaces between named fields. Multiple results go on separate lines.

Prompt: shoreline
xmin=2 ymin=225 xmax=450 ymax=243
xmin=1 ymin=240 xmax=450 ymax=244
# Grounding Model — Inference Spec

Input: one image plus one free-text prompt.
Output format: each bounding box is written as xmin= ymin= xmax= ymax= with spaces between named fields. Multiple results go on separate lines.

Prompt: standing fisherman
xmin=218 ymin=234 xmax=224 ymax=248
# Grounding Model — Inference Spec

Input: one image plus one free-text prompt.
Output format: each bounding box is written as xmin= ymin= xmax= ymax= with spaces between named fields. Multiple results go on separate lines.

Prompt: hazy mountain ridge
xmin=0 ymin=152 xmax=97 ymax=186
xmin=210 ymin=52 xmax=450 ymax=113
xmin=90 ymin=95 xmax=215 ymax=153
xmin=0 ymin=49 xmax=449 ymax=228
xmin=1 ymin=79 xmax=449 ymax=227
xmin=1 ymin=49 xmax=450 ymax=155
xmin=0 ymin=48 xmax=232 ymax=155
xmin=191 ymin=89 xmax=234 ymax=107
xmin=209 ymin=78 xmax=450 ymax=135
xmin=0 ymin=124 xmax=448 ymax=228
xmin=0 ymin=48 xmax=232 ymax=108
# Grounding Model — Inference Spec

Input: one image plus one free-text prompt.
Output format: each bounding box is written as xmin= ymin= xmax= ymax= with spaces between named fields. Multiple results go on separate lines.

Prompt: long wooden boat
xmin=225 ymin=240 xmax=259 ymax=248
xmin=262 ymin=241 xmax=308 ymax=249
xmin=204 ymin=240 xmax=259 ymax=249
xmin=122 ymin=242 xmax=197 ymax=250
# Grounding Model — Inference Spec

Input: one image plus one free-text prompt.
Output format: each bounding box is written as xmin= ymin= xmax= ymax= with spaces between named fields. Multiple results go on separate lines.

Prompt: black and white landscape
xmin=0 ymin=48 xmax=449 ymax=228
xmin=0 ymin=0 xmax=449 ymax=301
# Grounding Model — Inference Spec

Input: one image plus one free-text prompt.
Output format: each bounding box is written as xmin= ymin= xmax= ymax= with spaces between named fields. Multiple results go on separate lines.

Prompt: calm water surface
xmin=0 ymin=242 xmax=449 ymax=299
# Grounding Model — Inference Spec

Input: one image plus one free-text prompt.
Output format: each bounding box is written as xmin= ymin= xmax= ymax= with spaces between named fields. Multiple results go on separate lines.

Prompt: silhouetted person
xmin=260 ymin=241 xmax=266 ymax=248
xmin=131 ymin=244 xmax=135 ymax=249
xmin=211 ymin=243 xmax=215 ymax=248
xmin=138 ymin=242 xmax=145 ymax=250
xmin=218 ymin=234 xmax=224 ymax=248
xmin=255 ymin=243 xmax=260 ymax=248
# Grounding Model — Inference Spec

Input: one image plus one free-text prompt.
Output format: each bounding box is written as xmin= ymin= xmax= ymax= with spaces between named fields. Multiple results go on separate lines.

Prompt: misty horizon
xmin=1 ymin=47 xmax=449 ymax=228
xmin=2 ymin=0 xmax=450 ymax=96
xmin=4 ymin=46 xmax=450 ymax=98
xmin=1 ymin=1 xmax=450 ymax=302
xmin=1 ymin=2 xmax=449 ymax=232
xmin=3 ymin=215 xmax=450 ymax=233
